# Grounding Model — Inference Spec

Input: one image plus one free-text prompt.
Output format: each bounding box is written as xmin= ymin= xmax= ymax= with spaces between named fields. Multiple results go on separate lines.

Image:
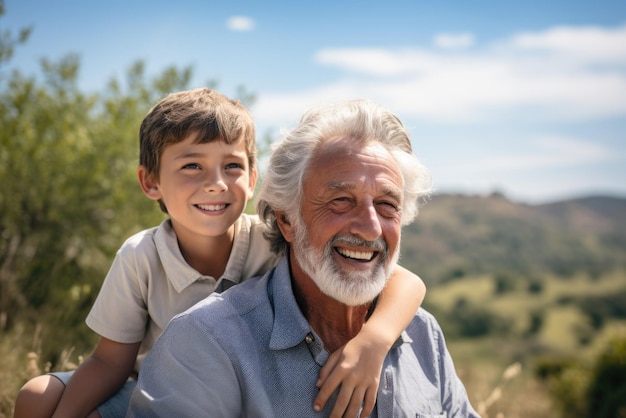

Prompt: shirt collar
xmin=155 ymin=219 xmax=204 ymax=293
xmin=155 ymin=218 xmax=250 ymax=293
xmin=267 ymin=257 xmax=413 ymax=351
xmin=268 ymin=258 xmax=315 ymax=350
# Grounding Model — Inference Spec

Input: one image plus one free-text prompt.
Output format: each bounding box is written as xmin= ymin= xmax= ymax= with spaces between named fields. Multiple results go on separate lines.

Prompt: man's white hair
xmin=257 ymin=99 xmax=433 ymax=256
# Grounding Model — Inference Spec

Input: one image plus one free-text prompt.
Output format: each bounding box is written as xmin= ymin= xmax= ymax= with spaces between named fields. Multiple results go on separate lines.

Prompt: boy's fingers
xmin=359 ymin=388 xmax=377 ymax=418
xmin=331 ymin=385 xmax=365 ymax=418
xmin=314 ymin=372 xmax=342 ymax=411
xmin=317 ymin=352 xmax=340 ymax=388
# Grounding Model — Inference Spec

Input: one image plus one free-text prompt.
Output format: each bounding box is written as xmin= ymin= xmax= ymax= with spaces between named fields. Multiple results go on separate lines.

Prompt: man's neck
xmin=289 ymin=252 xmax=371 ymax=353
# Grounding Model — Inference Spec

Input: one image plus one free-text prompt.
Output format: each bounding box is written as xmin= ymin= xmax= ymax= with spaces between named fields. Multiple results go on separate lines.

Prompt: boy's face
xmin=141 ymin=132 xmax=257 ymax=241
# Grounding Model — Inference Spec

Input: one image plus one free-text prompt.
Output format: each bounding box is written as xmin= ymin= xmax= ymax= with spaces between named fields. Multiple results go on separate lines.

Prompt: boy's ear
xmin=275 ymin=211 xmax=295 ymax=243
xmin=247 ymin=167 xmax=258 ymax=200
xmin=138 ymin=166 xmax=162 ymax=201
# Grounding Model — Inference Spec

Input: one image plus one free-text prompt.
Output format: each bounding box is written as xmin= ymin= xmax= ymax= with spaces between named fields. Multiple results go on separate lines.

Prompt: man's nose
xmin=349 ymin=201 xmax=382 ymax=241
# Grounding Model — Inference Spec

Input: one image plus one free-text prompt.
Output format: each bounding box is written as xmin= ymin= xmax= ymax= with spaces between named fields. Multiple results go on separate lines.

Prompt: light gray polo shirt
xmin=86 ymin=214 xmax=278 ymax=372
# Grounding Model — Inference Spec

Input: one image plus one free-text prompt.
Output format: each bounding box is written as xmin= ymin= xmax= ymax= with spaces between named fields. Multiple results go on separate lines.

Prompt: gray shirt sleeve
xmin=127 ymin=313 xmax=242 ymax=417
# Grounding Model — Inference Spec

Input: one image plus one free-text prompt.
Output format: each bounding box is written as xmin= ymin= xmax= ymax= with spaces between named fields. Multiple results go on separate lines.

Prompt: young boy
xmin=15 ymin=88 xmax=426 ymax=418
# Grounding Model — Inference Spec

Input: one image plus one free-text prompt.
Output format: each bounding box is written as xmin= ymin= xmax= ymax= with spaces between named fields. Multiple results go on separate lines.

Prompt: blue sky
xmin=5 ymin=0 xmax=626 ymax=203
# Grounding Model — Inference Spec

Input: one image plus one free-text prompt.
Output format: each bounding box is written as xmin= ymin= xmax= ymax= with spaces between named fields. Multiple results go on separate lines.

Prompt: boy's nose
xmin=203 ymin=172 xmax=227 ymax=193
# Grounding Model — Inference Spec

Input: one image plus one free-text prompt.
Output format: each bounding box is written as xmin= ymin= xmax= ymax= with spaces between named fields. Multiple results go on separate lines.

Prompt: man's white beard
xmin=292 ymin=216 xmax=400 ymax=306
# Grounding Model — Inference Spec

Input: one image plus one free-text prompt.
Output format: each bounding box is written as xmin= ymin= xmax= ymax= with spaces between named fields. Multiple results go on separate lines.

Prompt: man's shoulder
xmin=407 ymin=308 xmax=443 ymax=337
xmin=405 ymin=308 xmax=447 ymax=348
xmin=414 ymin=307 xmax=437 ymax=322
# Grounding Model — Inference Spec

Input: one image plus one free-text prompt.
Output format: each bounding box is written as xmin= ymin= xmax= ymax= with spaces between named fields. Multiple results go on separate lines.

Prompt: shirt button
xmin=305 ymin=333 xmax=314 ymax=344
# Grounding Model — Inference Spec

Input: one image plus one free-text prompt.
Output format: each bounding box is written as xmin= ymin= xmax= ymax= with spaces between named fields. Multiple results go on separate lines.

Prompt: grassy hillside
xmin=400 ymin=193 xmax=625 ymax=284
xmin=399 ymin=193 xmax=626 ymax=417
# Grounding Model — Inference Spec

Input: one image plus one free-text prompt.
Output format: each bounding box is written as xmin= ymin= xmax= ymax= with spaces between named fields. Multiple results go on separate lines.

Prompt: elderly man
xmin=127 ymin=99 xmax=479 ymax=417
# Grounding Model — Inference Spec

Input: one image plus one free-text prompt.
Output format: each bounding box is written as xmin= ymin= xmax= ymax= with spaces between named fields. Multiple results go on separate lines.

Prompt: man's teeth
xmin=197 ymin=204 xmax=227 ymax=211
xmin=337 ymin=248 xmax=374 ymax=261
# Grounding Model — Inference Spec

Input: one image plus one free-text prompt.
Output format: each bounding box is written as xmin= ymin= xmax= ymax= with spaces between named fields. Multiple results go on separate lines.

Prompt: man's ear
xmin=137 ymin=166 xmax=162 ymax=201
xmin=275 ymin=211 xmax=295 ymax=243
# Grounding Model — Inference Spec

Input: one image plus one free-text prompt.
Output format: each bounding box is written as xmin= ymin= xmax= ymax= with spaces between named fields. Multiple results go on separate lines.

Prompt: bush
xmin=541 ymin=334 xmax=626 ymax=418
xmin=447 ymin=297 xmax=511 ymax=338
xmin=586 ymin=335 xmax=626 ymax=418
xmin=493 ymin=273 xmax=516 ymax=295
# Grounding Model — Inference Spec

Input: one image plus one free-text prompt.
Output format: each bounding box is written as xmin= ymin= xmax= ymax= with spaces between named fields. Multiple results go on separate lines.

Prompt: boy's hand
xmin=314 ymin=331 xmax=387 ymax=418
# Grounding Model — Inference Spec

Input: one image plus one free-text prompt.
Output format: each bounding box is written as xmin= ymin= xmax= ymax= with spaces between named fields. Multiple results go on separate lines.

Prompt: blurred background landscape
xmin=1 ymin=1 xmax=625 ymax=417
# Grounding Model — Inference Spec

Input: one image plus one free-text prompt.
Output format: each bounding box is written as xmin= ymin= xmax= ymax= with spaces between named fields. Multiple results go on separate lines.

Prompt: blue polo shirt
xmin=127 ymin=257 xmax=480 ymax=417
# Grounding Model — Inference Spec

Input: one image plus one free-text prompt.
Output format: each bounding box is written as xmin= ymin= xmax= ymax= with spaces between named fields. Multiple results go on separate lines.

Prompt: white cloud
xmin=479 ymin=136 xmax=614 ymax=171
xmin=420 ymin=135 xmax=619 ymax=203
xmin=226 ymin=16 xmax=255 ymax=31
xmin=255 ymin=23 xmax=626 ymax=127
xmin=507 ymin=24 xmax=626 ymax=64
xmin=315 ymin=49 xmax=421 ymax=76
xmin=433 ymin=33 xmax=475 ymax=49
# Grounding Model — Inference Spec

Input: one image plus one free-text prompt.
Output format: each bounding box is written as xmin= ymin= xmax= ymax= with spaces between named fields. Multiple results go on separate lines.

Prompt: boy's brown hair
xmin=139 ymin=88 xmax=257 ymax=213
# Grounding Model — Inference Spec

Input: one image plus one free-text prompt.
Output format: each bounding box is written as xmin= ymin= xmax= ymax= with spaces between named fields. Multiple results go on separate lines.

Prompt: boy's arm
xmin=314 ymin=265 xmax=425 ymax=418
xmin=51 ymin=337 xmax=141 ymax=418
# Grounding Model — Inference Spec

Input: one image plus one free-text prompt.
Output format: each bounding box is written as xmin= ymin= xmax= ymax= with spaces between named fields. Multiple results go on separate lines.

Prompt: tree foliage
xmin=0 ymin=11 xmax=258 ymax=359
xmin=0 ymin=0 xmax=31 ymax=70
xmin=541 ymin=334 xmax=626 ymax=418
xmin=586 ymin=335 xmax=626 ymax=418
xmin=0 ymin=55 xmax=194 ymax=352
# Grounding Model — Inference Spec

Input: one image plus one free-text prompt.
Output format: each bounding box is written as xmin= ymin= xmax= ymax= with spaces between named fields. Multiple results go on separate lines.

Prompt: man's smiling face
xmin=292 ymin=136 xmax=404 ymax=306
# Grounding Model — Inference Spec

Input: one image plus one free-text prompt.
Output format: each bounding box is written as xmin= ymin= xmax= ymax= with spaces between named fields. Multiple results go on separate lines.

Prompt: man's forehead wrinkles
xmin=325 ymin=179 xmax=402 ymax=200
xmin=327 ymin=181 xmax=355 ymax=191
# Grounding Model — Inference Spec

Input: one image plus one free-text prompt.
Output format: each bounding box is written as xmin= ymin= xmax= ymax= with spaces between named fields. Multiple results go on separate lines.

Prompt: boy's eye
xmin=182 ymin=163 xmax=201 ymax=170
xmin=225 ymin=162 xmax=244 ymax=170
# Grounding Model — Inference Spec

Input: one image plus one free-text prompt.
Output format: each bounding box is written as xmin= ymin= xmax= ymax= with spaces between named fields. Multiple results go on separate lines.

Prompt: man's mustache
xmin=329 ymin=235 xmax=388 ymax=254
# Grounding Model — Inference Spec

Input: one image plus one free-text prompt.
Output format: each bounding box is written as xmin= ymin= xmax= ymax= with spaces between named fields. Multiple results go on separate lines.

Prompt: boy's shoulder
xmin=238 ymin=213 xmax=265 ymax=232
xmin=116 ymin=220 xmax=171 ymax=257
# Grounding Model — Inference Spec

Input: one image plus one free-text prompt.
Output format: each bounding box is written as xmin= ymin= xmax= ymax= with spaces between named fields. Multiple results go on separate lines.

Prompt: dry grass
xmin=476 ymin=362 xmax=522 ymax=417
xmin=0 ymin=322 xmax=83 ymax=418
xmin=456 ymin=356 xmax=555 ymax=418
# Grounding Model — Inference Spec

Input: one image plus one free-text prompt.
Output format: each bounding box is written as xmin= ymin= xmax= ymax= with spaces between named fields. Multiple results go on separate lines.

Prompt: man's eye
xmin=329 ymin=198 xmax=353 ymax=211
xmin=333 ymin=197 xmax=353 ymax=204
xmin=380 ymin=201 xmax=398 ymax=208
xmin=378 ymin=201 xmax=400 ymax=216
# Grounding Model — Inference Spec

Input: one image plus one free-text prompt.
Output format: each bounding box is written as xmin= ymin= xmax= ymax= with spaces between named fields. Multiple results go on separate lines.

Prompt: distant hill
xmin=400 ymin=193 xmax=626 ymax=285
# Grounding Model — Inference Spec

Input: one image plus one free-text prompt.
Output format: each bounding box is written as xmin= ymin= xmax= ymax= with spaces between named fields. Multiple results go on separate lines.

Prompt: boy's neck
xmin=173 ymin=223 xmax=235 ymax=278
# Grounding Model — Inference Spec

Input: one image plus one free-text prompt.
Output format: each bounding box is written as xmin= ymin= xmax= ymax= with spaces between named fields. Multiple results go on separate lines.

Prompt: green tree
xmin=1 ymin=54 xmax=255 ymax=363
xmin=0 ymin=0 xmax=31 ymax=69
xmin=586 ymin=335 xmax=626 ymax=418
xmin=0 ymin=55 xmax=191 ymax=352
xmin=542 ymin=334 xmax=626 ymax=418
xmin=446 ymin=297 xmax=511 ymax=338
